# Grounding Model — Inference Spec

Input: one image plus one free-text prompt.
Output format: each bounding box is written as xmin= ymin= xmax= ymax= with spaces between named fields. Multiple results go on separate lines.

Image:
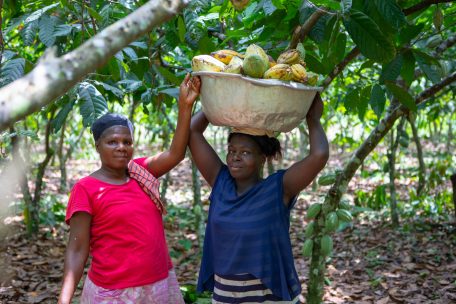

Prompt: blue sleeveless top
xmin=197 ymin=165 xmax=301 ymax=300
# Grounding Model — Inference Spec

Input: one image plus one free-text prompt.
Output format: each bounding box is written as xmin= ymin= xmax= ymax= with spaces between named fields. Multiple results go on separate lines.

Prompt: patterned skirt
xmin=212 ymin=273 xmax=300 ymax=303
xmin=80 ymin=269 xmax=185 ymax=304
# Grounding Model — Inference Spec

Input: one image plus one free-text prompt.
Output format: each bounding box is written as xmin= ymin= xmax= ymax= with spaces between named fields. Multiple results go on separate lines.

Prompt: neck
xmin=98 ymin=165 xmax=128 ymax=181
xmin=235 ymin=175 xmax=262 ymax=195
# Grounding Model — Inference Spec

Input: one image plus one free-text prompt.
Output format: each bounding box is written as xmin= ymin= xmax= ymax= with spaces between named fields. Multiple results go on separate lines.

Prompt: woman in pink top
xmin=58 ymin=74 xmax=201 ymax=304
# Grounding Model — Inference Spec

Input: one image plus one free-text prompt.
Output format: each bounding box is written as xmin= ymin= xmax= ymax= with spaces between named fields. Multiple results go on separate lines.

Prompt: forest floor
xmin=0 ymin=154 xmax=455 ymax=304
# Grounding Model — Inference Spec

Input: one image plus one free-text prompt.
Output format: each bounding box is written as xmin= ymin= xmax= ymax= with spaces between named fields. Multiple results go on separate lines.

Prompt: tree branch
xmin=403 ymin=0 xmax=454 ymax=15
xmin=289 ymin=10 xmax=326 ymax=49
xmin=325 ymin=71 xmax=456 ymax=204
xmin=434 ymin=34 xmax=456 ymax=56
xmin=322 ymin=47 xmax=360 ymax=88
xmin=0 ymin=0 xmax=188 ymax=131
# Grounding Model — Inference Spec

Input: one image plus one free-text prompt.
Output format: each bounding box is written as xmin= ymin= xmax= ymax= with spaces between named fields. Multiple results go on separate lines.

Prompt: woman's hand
xmin=306 ymin=92 xmax=323 ymax=122
xmin=179 ymin=73 xmax=201 ymax=108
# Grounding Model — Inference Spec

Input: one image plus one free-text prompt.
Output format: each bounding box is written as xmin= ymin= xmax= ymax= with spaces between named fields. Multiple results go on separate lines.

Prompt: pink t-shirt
xmin=65 ymin=158 xmax=172 ymax=289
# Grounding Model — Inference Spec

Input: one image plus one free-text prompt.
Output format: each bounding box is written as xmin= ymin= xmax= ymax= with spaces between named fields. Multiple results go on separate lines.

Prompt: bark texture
xmin=0 ymin=0 xmax=187 ymax=131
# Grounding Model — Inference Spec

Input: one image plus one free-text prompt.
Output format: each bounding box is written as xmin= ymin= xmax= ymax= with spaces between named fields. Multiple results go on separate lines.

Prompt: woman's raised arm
xmin=282 ymin=93 xmax=329 ymax=204
xmin=188 ymin=111 xmax=223 ymax=187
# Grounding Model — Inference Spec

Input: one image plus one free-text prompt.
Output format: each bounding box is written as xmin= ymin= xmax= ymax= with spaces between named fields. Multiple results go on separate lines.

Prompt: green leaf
xmin=414 ymin=50 xmax=441 ymax=84
xmin=0 ymin=58 xmax=25 ymax=86
xmin=54 ymin=24 xmax=73 ymax=37
xmin=21 ymin=20 xmax=39 ymax=46
xmin=159 ymin=87 xmax=180 ymax=100
xmin=306 ymin=54 xmax=327 ymax=74
xmin=358 ymin=85 xmax=371 ymax=121
xmin=52 ymin=98 xmax=75 ymax=133
xmin=122 ymin=47 xmax=138 ymax=61
xmin=38 ymin=15 xmax=56 ymax=47
xmin=263 ymin=0 xmax=278 ymax=15
xmin=401 ymin=50 xmax=415 ymax=86
xmin=343 ymin=10 xmax=395 ymax=63
xmin=86 ymin=6 xmax=103 ymax=23
xmin=24 ymin=3 xmax=59 ymax=24
xmin=385 ymin=82 xmax=416 ymax=111
xmin=177 ymin=16 xmax=186 ymax=43
xmin=340 ymin=0 xmax=352 ymax=14
xmin=380 ymin=54 xmax=403 ymax=83
xmin=78 ymin=82 xmax=109 ymax=127
xmin=369 ymin=84 xmax=386 ymax=118
xmin=344 ymin=88 xmax=360 ymax=112
xmin=155 ymin=65 xmax=181 ymax=87
xmin=398 ymin=23 xmax=424 ymax=46
xmin=373 ymin=0 xmax=406 ymax=30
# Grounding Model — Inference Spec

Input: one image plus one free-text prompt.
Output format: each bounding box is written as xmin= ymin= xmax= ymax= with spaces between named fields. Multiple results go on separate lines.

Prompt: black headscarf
xmin=91 ymin=113 xmax=134 ymax=142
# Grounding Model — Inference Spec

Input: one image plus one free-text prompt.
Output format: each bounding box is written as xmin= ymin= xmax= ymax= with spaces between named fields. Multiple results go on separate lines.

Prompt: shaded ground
xmin=1 ymin=157 xmax=455 ymax=303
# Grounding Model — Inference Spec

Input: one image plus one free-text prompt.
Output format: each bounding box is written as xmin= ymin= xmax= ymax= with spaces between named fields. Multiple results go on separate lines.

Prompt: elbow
xmin=314 ymin=149 xmax=330 ymax=167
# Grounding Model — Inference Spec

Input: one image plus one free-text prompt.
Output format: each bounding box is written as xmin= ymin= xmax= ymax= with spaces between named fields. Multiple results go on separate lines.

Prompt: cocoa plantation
xmin=0 ymin=0 xmax=455 ymax=303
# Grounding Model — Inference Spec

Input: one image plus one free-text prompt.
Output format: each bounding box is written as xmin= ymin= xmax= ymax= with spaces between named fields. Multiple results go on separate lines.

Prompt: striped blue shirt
xmin=197 ymin=165 xmax=301 ymax=301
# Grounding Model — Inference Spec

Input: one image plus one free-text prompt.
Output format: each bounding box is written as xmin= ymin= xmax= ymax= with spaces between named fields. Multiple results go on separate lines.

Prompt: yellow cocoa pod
xmin=192 ymin=55 xmax=226 ymax=72
xmin=291 ymin=63 xmax=307 ymax=83
xmin=211 ymin=49 xmax=245 ymax=65
xmin=242 ymin=44 xmax=270 ymax=78
xmin=306 ymin=71 xmax=319 ymax=86
xmin=223 ymin=56 xmax=243 ymax=74
xmin=277 ymin=49 xmax=301 ymax=65
xmin=263 ymin=64 xmax=293 ymax=81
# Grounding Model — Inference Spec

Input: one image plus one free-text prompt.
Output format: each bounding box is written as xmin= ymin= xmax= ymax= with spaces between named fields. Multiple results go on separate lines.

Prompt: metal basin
xmin=193 ymin=71 xmax=323 ymax=132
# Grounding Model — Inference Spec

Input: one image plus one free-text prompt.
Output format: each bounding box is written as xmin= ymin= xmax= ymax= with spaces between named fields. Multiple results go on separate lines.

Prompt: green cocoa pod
xmin=325 ymin=212 xmax=339 ymax=232
xmin=242 ymin=44 xmax=269 ymax=78
xmin=320 ymin=235 xmax=333 ymax=256
xmin=306 ymin=203 xmax=322 ymax=220
xmin=339 ymin=200 xmax=350 ymax=210
xmin=302 ymin=239 xmax=314 ymax=257
xmin=318 ymin=173 xmax=336 ymax=186
xmin=305 ymin=222 xmax=315 ymax=238
xmin=336 ymin=209 xmax=353 ymax=222
xmin=321 ymin=202 xmax=333 ymax=215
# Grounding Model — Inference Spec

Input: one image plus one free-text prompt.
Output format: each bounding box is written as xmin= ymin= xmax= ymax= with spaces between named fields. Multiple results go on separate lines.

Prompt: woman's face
xmin=96 ymin=126 xmax=134 ymax=170
xmin=226 ymin=134 xmax=265 ymax=180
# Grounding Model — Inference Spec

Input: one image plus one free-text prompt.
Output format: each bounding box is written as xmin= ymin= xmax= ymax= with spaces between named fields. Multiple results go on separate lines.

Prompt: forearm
xmin=167 ymin=104 xmax=193 ymax=162
xmin=307 ymin=117 xmax=329 ymax=161
xmin=190 ymin=111 xmax=209 ymax=134
xmin=58 ymin=250 xmax=88 ymax=304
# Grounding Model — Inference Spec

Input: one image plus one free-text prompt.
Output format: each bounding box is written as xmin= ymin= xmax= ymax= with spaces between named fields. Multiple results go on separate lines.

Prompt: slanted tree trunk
xmin=306 ymin=72 xmax=456 ymax=303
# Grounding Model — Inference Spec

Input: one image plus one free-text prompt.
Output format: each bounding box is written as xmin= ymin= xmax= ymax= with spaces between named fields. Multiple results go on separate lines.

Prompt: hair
xmin=228 ymin=132 xmax=282 ymax=160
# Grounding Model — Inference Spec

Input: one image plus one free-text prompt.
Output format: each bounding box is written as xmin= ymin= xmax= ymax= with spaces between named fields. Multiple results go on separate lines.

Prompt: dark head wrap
xmin=91 ymin=113 xmax=134 ymax=142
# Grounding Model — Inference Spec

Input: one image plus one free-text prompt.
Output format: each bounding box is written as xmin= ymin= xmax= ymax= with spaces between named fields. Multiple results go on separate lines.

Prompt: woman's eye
xmin=242 ymin=151 xmax=250 ymax=155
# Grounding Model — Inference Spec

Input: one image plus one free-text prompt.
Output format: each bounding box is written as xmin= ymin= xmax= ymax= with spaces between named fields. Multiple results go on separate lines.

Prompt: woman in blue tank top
xmin=189 ymin=93 xmax=329 ymax=303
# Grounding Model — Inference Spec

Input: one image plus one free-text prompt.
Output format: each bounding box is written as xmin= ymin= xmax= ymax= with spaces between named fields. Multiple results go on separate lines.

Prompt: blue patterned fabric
xmin=197 ymin=165 xmax=301 ymax=301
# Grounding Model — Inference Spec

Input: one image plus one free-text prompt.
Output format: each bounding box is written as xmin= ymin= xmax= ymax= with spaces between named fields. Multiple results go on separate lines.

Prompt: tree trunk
xmin=447 ymin=113 xmax=454 ymax=154
xmin=387 ymin=117 xmax=405 ymax=227
xmin=190 ymin=156 xmax=204 ymax=248
xmin=408 ymin=114 xmax=426 ymax=195
xmin=451 ymin=174 xmax=456 ymax=222
xmin=58 ymin=120 xmax=67 ymax=192
xmin=30 ymin=114 xmax=55 ymax=234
